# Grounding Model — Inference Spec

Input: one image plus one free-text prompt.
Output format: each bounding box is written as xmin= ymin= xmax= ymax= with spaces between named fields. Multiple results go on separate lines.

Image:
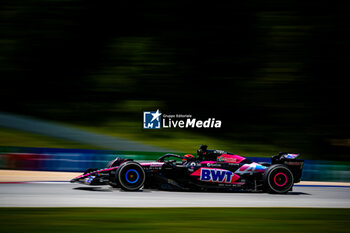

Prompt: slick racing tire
xmin=116 ymin=161 xmax=145 ymax=191
xmin=263 ymin=164 xmax=294 ymax=194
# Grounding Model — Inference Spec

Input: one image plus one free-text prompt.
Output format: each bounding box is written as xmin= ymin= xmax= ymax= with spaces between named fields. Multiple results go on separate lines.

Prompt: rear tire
xmin=116 ymin=161 xmax=145 ymax=191
xmin=263 ymin=164 xmax=294 ymax=194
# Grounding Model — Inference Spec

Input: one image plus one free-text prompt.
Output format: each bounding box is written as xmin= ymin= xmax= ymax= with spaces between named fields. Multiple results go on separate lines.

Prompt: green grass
xmin=1 ymin=208 xmax=349 ymax=233
xmin=76 ymin=120 xmax=289 ymax=157
xmin=0 ymin=123 xmax=285 ymax=157
xmin=0 ymin=127 xmax=103 ymax=150
xmin=0 ymin=118 xmax=304 ymax=158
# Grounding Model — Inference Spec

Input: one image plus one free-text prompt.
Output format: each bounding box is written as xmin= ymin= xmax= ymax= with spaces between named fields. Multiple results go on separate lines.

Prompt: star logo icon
xmin=143 ymin=110 xmax=162 ymax=129
xmin=151 ymin=109 xmax=162 ymax=122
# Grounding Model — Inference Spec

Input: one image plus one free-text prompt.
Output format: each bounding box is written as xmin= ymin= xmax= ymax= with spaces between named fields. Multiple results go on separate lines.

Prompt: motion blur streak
xmin=1 ymin=1 xmax=350 ymax=160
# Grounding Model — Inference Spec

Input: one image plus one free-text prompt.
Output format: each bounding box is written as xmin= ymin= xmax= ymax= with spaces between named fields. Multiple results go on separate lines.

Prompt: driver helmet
xmin=197 ymin=145 xmax=208 ymax=158
xmin=183 ymin=154 xmax=195 ymax=161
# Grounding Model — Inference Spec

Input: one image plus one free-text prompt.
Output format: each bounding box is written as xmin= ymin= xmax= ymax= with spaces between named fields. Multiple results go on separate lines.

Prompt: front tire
xmin=263 ymin=164 xmax=294 ymax=194
xmin=116 ymin=161 xmax=145 ymax=191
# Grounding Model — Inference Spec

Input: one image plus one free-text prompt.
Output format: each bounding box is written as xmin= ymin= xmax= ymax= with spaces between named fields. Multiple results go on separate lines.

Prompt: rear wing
xmin=271 ymin=152 xmax=304 ymax=183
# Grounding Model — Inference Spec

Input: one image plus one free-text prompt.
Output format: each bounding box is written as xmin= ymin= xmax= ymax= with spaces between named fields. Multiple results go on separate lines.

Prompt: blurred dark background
xmin=1 ymin=0 xmax=349 ymax=160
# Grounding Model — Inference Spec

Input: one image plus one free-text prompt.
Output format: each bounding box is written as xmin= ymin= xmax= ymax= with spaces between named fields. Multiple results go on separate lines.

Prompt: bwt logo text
xmin=200 ymin=168 xmax=234 ymax=183
xmin=143 ymin=110 xmax=162 ymax=129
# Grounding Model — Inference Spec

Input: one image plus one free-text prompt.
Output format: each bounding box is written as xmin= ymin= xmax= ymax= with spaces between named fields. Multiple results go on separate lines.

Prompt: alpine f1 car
xmin=71 ymin=145 xmax=304 ymax=194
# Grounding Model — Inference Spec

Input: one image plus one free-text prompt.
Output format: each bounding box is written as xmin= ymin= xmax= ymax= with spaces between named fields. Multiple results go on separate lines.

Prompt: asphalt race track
xmin=0 ymin=183 xmax=349 ymax=207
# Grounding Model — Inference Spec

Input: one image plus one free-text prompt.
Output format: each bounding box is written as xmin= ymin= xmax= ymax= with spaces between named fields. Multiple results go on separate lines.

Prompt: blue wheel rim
xmin=125 ymin=169 xmax=139 ymax=184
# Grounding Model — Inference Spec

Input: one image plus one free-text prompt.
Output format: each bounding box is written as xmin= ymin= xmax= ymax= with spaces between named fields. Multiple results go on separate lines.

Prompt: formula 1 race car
xmin=71 ymin=145 xmax=304 ymax=194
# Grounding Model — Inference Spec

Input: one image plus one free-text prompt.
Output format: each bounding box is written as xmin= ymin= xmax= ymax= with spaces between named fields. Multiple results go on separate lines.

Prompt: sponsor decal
xmin=235 ymin=162 xmax=267 ymax=175
xmin=85 ymin=176 xmax=95 ymax=184
xmin=217 ymin=154 xmax=245 ymax=164
xmin=282 ymin=153 xmax=299 ymax=159
xmin=191 ymin=168 xmax=240 ymax=184
xmin=284 ymin=161 xmax=303 ymax=166
xmin=143 ymin=110 xmax=222 ymax=129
